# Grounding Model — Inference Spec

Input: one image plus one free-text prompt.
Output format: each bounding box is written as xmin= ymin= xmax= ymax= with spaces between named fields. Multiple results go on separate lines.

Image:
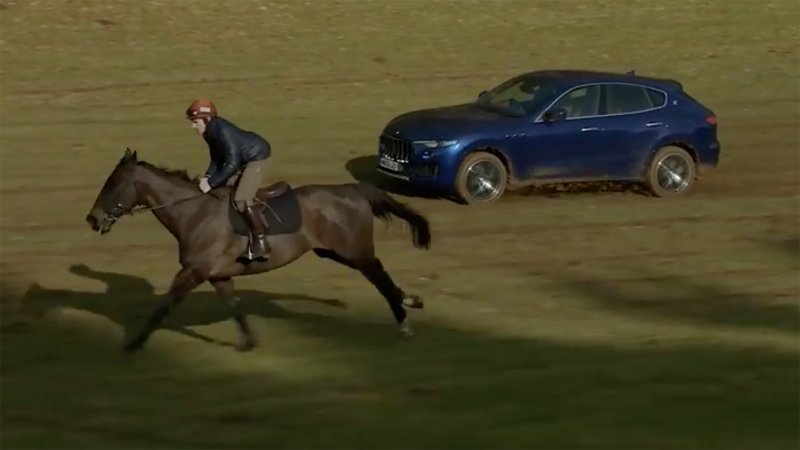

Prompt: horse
xmin=84 ymin=148 xmax=431 ymax=352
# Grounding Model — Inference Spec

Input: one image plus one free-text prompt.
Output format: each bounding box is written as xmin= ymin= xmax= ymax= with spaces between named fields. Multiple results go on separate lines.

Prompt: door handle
xmin=645 ymin=122 xmax=663 ymax=128
xmin=581 ymin=127 xmax=600 ymax=132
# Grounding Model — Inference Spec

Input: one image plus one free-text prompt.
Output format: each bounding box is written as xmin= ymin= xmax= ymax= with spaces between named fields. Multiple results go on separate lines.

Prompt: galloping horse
xmin=85 ymin=148 xmax=431 ymax=352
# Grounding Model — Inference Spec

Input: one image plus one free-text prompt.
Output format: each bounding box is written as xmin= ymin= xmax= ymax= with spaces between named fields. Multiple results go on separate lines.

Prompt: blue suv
xmin=376 ymin=70 xmax=720 ymax=204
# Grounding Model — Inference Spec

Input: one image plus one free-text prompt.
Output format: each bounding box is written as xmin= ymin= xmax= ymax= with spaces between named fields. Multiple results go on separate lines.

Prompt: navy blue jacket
xmin=203 ymin=116 xmax=271 ymax=188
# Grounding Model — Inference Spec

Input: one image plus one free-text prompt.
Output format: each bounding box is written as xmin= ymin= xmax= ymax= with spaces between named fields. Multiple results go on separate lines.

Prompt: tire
xmin=454 ymin=152 xmax=508 ymax=204
xmin=645 ymin=146 xmax=696 ymax=197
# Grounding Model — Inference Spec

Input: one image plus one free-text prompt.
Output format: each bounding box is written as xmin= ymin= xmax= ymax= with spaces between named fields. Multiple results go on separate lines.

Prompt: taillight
xmin=705 ymin=115 xmax=717 ymax=125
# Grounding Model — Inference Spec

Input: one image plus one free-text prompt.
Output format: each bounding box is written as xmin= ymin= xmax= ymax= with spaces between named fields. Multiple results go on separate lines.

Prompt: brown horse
xmin=85 ymin=148 xmax=431 ymax=352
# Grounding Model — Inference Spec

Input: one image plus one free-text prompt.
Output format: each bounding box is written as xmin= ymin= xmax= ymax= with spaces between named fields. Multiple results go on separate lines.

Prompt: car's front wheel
xmin=454 ymin=152 xmax=508 ymax=204
xmin=645 ymin=146 xmax=696 ymax=197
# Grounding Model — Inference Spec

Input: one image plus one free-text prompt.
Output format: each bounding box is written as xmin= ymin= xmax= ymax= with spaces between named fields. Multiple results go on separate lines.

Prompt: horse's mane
xmin=136 ymin=160 xmax=199 ymax=184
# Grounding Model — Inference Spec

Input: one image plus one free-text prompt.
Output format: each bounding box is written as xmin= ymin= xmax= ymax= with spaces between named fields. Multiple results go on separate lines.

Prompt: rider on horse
xmin=186 ymin=98 xmax=271 ymax=260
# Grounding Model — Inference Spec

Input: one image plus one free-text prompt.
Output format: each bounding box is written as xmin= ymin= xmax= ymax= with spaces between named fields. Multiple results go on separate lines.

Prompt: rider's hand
xmin=199 ymin=177 xmax=211 ymax=193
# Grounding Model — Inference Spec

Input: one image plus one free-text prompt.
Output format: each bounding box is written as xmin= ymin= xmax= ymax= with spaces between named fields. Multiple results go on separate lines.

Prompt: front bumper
xmin=376 ymin=135 xmax=456 ymax=188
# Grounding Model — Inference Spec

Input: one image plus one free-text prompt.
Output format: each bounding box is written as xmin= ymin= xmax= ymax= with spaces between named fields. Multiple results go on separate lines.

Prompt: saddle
xmin=258 ymin=181 xmax=291 ymax=200
xmin=227 ymin=181 xmax=302 ymax=236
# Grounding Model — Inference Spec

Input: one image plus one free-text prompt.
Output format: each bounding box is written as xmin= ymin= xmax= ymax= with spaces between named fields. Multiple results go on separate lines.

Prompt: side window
xmin=605 ymin=84 xmax=657 ymax=114
xmin=551 ymin=85 xmax=601 ymax=118
xmin=646 ymin=88 xmax=667 ymax=108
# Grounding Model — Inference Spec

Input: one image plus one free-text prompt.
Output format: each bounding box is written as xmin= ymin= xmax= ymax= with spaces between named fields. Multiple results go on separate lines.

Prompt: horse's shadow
xmin=18 ymin=264 xmax=348 ymax=348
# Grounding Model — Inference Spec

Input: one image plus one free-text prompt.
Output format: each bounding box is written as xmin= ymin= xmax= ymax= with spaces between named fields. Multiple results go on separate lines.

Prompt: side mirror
xmin=542 ymin=107 xmax=567 ymax=122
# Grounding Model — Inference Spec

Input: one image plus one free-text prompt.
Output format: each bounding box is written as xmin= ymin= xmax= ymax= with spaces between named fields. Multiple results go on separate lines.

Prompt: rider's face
xmin=190 ymin=118 xmax=206 ymax=135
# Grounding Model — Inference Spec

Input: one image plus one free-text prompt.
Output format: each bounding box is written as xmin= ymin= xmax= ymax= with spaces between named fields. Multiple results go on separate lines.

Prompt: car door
xmin=595 ymin=83 xmax=670 ymax=178
xmin=517 ymin=84 xmax=613 ymax=181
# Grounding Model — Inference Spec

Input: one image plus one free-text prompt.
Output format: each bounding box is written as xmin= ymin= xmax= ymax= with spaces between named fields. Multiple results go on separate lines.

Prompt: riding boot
xmin=241 ymin=204 xmax=270 ymax=260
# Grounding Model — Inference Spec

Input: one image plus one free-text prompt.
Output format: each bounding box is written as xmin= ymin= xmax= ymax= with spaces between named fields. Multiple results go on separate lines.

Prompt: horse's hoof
xmin=398 ymin=321 xmax=414 ymax=338
xmin=402 ymin=295 xmax=424 ymax=309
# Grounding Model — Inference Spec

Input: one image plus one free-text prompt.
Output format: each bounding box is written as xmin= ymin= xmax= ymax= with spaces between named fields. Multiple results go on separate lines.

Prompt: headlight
xmin=413 ymin=140 xmax=458 ymax=149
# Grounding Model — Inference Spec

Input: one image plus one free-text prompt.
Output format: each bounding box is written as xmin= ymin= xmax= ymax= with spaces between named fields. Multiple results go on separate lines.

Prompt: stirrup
xmin=241 ymin=234 xmax=269 ymax=261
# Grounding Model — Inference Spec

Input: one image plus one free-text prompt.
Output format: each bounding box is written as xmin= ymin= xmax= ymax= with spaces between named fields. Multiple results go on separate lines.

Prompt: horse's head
xmin=85 ymin=148 xmax=141 ymax=234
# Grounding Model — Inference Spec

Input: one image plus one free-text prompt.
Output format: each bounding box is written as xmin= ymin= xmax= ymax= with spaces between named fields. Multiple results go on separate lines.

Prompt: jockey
xmin=186 ymin=98 xmax=271 ymax=260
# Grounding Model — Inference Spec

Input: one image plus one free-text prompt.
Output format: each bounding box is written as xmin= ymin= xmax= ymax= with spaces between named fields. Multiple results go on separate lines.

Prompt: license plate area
xmin=379 ymin=156 xmax=403 ymax=172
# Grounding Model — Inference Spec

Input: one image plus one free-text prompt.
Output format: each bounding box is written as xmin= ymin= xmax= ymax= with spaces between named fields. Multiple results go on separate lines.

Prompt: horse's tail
xmin=355 ymin=182 xmax=431 ymax=250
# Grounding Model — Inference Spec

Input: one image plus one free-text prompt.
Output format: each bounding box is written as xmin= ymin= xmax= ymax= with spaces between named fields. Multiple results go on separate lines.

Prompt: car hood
xmin=383 ymin=103 xmax=509 ymax=140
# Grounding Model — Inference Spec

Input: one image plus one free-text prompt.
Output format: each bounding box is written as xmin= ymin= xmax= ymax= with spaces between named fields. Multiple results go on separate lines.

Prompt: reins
xmin=129 ymin=191 xmax=216 ymax=215
xmin=116 ymin=187 xmax=282 ymax=224
xmin=126 ymin=192 xmax=282 ymax=223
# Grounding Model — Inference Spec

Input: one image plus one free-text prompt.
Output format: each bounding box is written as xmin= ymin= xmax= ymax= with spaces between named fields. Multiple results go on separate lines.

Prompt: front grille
xmin=380 ymin=135 xmax=413 ymax=163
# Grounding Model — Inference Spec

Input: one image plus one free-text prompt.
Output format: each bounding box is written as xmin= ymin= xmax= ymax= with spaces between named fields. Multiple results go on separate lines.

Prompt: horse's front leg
xmin=124 ymin=265 xmax=207 ymax=352
xmin=209 ymin=276 xmax=256 ymax=352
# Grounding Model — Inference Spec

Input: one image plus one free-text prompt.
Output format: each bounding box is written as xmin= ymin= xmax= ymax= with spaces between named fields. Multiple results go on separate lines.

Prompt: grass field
xmin=1 ymin=0 xmax=799 ymax=448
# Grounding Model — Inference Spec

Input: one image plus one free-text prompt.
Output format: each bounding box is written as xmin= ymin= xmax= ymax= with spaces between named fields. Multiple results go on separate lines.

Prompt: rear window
xmin=605 ymin=84 xmax=662 ymax=114
xmin=646 ymin=88 xmax=667 ymax=107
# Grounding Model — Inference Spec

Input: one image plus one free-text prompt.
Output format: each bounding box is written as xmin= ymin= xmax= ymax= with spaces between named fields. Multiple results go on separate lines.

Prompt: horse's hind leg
xmin=313 ymin=248 xmax=357 ymax=269
xmin=314 ymin=247 xmax=423 ymax=337
xmin=125 ymin=265 xmax=206 ymax=352
xmin=314 ymin=248 xmax=425 ymax=309
xmin=354 ymin=257 xmax=417 ymax=337
xmin=314 ymin=248 xmax=423 ymax=309
xmin=209 ymin=277 xmax=256 ymax=352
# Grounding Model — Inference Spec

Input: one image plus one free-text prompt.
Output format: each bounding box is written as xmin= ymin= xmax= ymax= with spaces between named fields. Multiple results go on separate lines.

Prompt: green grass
xmin=1 ymin=0 xmax=799 ymax=448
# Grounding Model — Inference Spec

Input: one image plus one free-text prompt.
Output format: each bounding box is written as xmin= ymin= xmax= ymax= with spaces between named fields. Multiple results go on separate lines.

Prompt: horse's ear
xmin=122 ymin=147 xmax=137 ymax=164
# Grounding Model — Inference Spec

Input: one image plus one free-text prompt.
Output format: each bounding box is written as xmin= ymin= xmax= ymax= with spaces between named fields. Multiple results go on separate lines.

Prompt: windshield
xmin=473 ymin=75 xmax=560 ymax=117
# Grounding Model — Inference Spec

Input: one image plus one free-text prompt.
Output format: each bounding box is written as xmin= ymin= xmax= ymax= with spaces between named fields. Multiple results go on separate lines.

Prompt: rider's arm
xmin=203 ymin=158 xmax=217 ymax=180
xmin=207 ymin=126 xmax=242 ymax=188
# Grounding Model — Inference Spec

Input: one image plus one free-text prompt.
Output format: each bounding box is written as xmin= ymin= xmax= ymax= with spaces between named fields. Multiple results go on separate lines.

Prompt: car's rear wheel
xmin=454 ymin=152 xmax=508 ymax=204
xmin=645 ymin=146 xmax=696 ymax=197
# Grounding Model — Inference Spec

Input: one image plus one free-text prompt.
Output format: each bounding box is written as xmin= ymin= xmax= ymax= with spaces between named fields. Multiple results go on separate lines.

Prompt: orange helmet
xmin=185 ymin=98 xmax=218 ymax=120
